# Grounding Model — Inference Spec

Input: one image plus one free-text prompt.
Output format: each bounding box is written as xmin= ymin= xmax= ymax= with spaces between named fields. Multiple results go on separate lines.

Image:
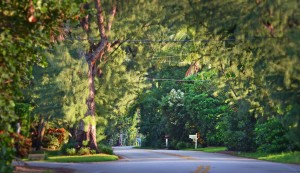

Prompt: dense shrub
xmin=78 ymin=147 xmax=90 ymax=155
xmin=99 ymin=144 xmax=113 ymax=155
xmin=142 ymin=137 xmax=164 ymax=149
xmin=66 ymin=148 xmax=76 ymax=155
xmin=48 ymin=128 xmax=69 ymax=145
xmin=42 ymin=128 xmax=69 ymax=149
xmin=255 ymin=118 xmax=292 ymax=153
xmin=175 ymin=141 xmax=187 ymax=150
xmin=222 ymin=99 xmax=257 ymax=152
xmin=42 ymin=135 xmax=60 ymax=149
xmin=0 ymin=131 xmax=14 ymax=172
xmin=61 ymin=139 xmax=77 ymax=154
xmin=90 ymin=149 xmax=96 ymax=154
xmin=206 ymin=130 xmax=224 ymax=146
xmin=12 ymin=133 xmax=32 ymax=158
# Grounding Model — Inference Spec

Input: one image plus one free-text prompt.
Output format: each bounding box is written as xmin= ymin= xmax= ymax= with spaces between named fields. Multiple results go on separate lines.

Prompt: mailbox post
xmin=189 ymin=133 xmax=198 ymax=149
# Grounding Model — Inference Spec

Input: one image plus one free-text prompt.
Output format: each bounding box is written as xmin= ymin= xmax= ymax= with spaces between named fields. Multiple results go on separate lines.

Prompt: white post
xmin=120 ymin=133 xmax=123 ymax=146
xmin=195 ymin=133 xmax=197 ymax=149
xmin=166 ymin=138 xmax=168 ymax=148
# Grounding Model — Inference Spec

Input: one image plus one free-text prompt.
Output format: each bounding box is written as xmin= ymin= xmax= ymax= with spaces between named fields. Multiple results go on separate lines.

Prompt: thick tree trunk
xmin=86 ymin=62 xmax=99 ymax=151
xmin=77 ymin=62 xmax=100 ymax=152
xmin=77 ymin=0 xmax=116 ymax=153
xmin=36 ymin=115 xmax=46 ymax=150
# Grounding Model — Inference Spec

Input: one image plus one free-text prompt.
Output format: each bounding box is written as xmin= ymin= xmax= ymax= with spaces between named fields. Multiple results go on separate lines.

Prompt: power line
xmin=67 ymin=36 xmax=278 ymax=44
xmin=146 ymin=78 xmax=210 ymax=82
xmin=68 ymin=37 xmax=213 ymax=42
xmin=124 ymin=39 xmax=212 ymax=43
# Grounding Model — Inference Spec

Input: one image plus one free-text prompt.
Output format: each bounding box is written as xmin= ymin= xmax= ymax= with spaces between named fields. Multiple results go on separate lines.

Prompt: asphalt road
xmin=23 ymin=146 xmax=300 ymax=173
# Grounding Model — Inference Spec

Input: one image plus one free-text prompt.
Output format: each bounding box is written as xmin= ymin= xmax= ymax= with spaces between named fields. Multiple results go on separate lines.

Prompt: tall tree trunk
xmin=77 ymin=62 xmax=99 ymax=152
xmin=77 ymin=0 xmax=117 ymax=153
xmin=36 ymin=115 xmax=46 ymax=150
xmin=86 ymin=62 xmax=99 ymax=151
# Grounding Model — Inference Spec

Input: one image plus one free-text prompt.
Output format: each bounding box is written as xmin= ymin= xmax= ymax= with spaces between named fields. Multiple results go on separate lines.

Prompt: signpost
xmin=189 ymin=133 xmax=198 ymax=149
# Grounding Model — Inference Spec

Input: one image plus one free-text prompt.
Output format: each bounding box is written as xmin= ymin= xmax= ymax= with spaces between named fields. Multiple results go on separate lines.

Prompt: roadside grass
xmin=182 ymin=146 xmax=300 ymax=164
xmin=235 ymin=151 xmax=300 ymax=164
xmin=47 ymin=154 xmax=118 ymax=162
xmin=45 ymin=150 xmax=62 ymax=157
xmin=25 ymin=149 xmax=118 ymax=163
xmin=184 ymin=146 xmax=227 ymax=153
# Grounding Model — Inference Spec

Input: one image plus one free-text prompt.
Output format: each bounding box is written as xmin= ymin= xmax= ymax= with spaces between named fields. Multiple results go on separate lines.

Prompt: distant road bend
xmin=25 ymin=146 xmax=300 ymax=173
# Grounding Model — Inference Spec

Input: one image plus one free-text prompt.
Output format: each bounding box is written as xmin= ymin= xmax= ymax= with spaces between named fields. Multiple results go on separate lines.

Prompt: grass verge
xmin=184 ymin=146 xmax=227 ymax=153
xmin=183 ymin=146 xmax=300 ymax=164
xmin=235 ymin=151 xmax=300 ymax=164
xmin=47 ymin=154 xmax=118 ymax=162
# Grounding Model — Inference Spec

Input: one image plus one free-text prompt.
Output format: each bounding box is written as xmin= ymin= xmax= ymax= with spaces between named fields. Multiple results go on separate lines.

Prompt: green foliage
xmin=90 ymin=149 xmax=97 ymax=155
xmin=42 ymin=135 xmax=60 ymax=150
xmin=61 ymin=139 xmax=77 ymax=155
xmin=14 ymin=103 xmax=32 ymax=137
xmin=222 ymin=99 xmax=257 ymax=152
xmin=66 ymin=148 xmax=77 ymax=156
xmin=255 ymin=118 xmax=292 ymax=153
xmin=0 ymin=132 xmax=14 ymax=173
xmin=2 ymin=1 xmax=299 ymax=169
xmin=30 ymin=44 xmax=89 ymax=133
xmin=137 ymin=66 xmax=187 ymax=148
xmin=1 ymin=0 xmax=80 ymax=169
xmin=98 ymin=144 xmax=113 ymax=155
xmin=160 ymin=88 xmax=188 ymax=143
xmin=184 ymin=80 xmax=228 ymax=146
xmin=40 ymin=128 xmax=68 ymax=150
xmin=236 ymin=151 xmax=300 ymax=165
xmin=82 ymin=140 xmax=89 ymax=147
xmin=78 ymin=147 xmax=90 ymax=155
xmin=193 ymin=0 xmax=300 ymax=149
xmin=175 ymin=141 xmax=189 ymax=150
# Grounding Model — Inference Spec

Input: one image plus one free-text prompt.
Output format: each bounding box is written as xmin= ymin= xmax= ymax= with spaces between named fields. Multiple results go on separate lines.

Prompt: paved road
xmin=23 ymin=146 xmax=300 ymax=173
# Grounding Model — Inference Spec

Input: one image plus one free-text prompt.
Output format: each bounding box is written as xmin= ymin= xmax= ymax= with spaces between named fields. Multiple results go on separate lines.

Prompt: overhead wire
xmin=146 ymin=78 xmax=210 ymax=82
xmin=64 ymin=36 xmax=279 ymax=44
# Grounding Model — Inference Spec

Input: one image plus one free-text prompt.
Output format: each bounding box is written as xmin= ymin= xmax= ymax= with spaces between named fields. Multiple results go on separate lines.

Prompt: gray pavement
xmin=16 ymin=146 xmax=300 ymax=173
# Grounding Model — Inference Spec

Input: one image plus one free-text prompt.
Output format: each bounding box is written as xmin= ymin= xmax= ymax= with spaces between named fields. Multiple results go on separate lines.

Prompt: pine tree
xmin=29 ymin=43 xmax=88 ymax=149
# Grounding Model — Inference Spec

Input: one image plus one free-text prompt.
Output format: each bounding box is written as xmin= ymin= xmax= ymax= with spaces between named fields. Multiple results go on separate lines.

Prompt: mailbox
xmin=189 ymin=135 xmax=196 ymax=139
xmin=189 ymin=133 xmax=198 ymax=149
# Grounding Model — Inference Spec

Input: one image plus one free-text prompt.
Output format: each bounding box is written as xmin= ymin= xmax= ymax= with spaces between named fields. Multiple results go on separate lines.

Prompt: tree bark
xmin=85 ymin=61 xmax=99 ymax=151
xmin=36 ymin=115 xmax=46 ymax=150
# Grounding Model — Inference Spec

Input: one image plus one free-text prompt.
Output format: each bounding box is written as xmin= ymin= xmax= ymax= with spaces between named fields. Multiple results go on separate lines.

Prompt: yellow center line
xmin=193 ymin=165 xmax=210 ymax=173
xmin=193 ymin=165 xmax=203 ymax=173
xmin=202 ymin=165 xmax=211 ymax=173
xmin=149 ymin=151 xmax=197 ymax=160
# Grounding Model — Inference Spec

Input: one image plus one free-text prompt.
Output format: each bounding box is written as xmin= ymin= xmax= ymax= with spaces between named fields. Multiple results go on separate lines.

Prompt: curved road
xmin=23 ymin=146 xmax=300 ymax=173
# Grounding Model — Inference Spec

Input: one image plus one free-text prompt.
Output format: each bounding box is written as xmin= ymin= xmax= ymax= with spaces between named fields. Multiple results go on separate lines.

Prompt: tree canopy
xmin=1 ymin=0 xmax=299 ymax=172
